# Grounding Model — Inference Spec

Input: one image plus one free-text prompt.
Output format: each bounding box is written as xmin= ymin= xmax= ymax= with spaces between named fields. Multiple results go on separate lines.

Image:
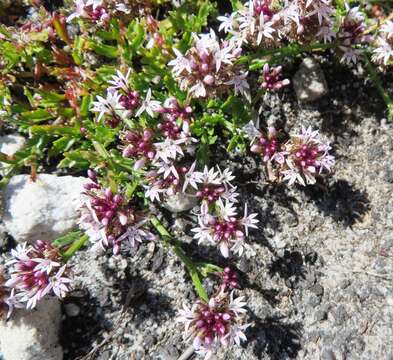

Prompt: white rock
xmin=163 ymin=193 xmax=198 ymax=213
xmin=0 ymin=297 xmax=63 ymax=360
xmin=2 ymin=174 xmax=88 ymax=243
xmin=292 ymin=57 xmax=328 ymax=102
xmin=0 ymin=134 xmax=26 ymax=156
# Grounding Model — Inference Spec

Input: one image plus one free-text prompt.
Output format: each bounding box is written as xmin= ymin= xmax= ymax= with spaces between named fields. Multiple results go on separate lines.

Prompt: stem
xmin=364 ymin=55 xmax=393 ymax=122
xmin=150 ymin=216 xmax=209 ymax=302
xmin=238 ymin=41 xmax=337 ymax=65
xmin=62 ymin=235 xmax=89 ymax=261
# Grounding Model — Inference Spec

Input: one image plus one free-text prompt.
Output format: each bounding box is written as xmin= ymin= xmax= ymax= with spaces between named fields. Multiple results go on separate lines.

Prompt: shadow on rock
xmin=248 ymin=313 xmax=302 ymax=360
xmin=302 ymin=179 xmax=370 ymax=227
xmin=268 ymin=250 xmax=307 ymax=287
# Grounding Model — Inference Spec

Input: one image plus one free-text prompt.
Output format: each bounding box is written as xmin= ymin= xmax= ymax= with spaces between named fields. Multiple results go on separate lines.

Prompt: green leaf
xmin=52 ymin=231 xmax=83 ymax=248
xmin=90 ymin=42 xmax=118 ymax=58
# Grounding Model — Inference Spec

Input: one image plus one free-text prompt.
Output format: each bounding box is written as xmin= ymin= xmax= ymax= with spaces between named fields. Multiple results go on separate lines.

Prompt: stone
xmin=0 ymin=134 xmax=26 ymax=156
xmin=0 ymin=297 xmax=62 ymax=360
xmin=162 ymin=193 xmax=198 ymax=213
xmin=2 ymin=174 xmax=88 ymax=243
xmin=292 ymin=58 xmax=328 ymax=102
xmin=64 ymin=303 xmax=80 ymax=317
xmin=0 ymin=135 xmax=26 ymax=177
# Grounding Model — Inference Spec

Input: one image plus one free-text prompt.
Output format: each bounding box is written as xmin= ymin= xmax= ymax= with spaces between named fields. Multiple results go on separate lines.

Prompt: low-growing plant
xmin=0 ymin=0 xmax=392 ymax=358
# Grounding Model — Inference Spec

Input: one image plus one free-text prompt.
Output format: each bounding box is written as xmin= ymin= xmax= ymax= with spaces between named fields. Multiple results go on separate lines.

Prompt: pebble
xmin=64 ymin=303 xmax=81 ymax=317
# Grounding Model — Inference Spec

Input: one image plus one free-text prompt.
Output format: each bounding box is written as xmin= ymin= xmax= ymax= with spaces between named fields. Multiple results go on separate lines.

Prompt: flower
xmin=217 ymin=267 xmax=240 ymax=291
xmin=177 ymin=291 xmax=250 ymax=357
xmin=79 ymin=176 xmax=155 ymax=254
xmin=191 ymin=200 xmax=257 ymax=258
xmin=153 ymin=137 xmax=187 ymax=163
xmin=144 ymin=164 xmax=195 ymax=201
xmin=135 ymin=88 xmax=162 ymax=117
xmin=108 ymin=69 xmax=132 ymax=92
xmin=168 ymin=30 xmax=245 ymax=98
xmin=281 ymin=126 xmax=335 ymax=185
xmin=372 ymin=37 xmax=393 ymax=66
xmin=5 ymin=241 xmax=72 ymax=309
xmin=91 ymin=91 xmax=123 ymax=122
xmin=261 ymin=63 xmax=290 ymax=90
xmin=121 ymin=129 xmax=155 ymax=169
xmin=250 ymin=126 xmax=284 ymax=162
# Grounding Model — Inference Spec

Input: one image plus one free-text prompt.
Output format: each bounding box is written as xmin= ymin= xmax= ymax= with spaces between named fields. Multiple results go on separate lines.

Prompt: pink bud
xmin=203 ymin=75 xmax=215 ymax=85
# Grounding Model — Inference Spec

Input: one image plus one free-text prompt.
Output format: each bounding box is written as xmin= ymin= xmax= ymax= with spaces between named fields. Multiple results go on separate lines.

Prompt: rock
xmin=0 ymin=134 xmax=26 ymax=156
xmin=292 ymin=58 xmax=328 ymax=102
xmin=2 ymin=174 xmax=87 ymax=243
xmin=64 ymin=303 xmax=80 ymax=317
xmin=162 ymin=193 xmax=198 ymax=213
xmin=0 ymin=297 xmax=62 ymax=360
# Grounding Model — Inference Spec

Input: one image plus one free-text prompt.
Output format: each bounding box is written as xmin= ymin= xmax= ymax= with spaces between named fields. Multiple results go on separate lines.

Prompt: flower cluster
xmin=67 ymin=0 xmax=152 ymax=23
xmin=372 ymin=20 xmax=393 ymax=67
xmin=91 ymin=70 xmax=163 ymax=128
xmin=4 ymin=241 xmax=71 ymax=310
xmin=79 ymin=170 xmax=155 ymax=254
xmin=177 ymin=289 xmax=249 ymax=358
xmin=168 ymin=30 xmax=248 ymax=99
xmin=247 ymin=124 xmax=334 ymax=186
xmin=218 ymin=0 xmax=336 ymax=47
xmin=336 ymin=6 xmax=372 ymax=64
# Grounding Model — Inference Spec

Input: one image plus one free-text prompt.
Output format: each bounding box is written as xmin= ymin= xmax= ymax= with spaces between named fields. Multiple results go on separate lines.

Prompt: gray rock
xmin=0 ymin=134 xmax=25 ymax=156
xmin=0 ymin=298 xmax=62 ymax=360
xmin=163 ymin=193 xmax=198 ymax=213
xmin=2 ymin=174 xmax=88 ymax=243
xmin=293 ymin=58 xmax=328 ymax=102
xmin=64 ymin=303 xmax=80 ymax=317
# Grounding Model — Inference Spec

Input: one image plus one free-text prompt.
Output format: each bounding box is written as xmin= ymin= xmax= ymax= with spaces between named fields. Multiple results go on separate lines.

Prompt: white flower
xmin=381 ymin=20 xmax=393 ymax=39
xmin=242 ymin=121 xmax=261 ymax=140
xmin=145 ymin=185 xmax=164 ymax=202
xmin=67 ymin=0 xmax=88 ymax=22
xmin=135 ymin=89 xmax=161 ymax=117
xmin=153 ymin=138 xmax=187 ymax=163
xmin=225 ymin=72 xmax=250 ymax=102
xmin=241 ymin=203 xmax=259 ymax=236
xmin=91 ymin=91 xmax=123 ymax=121
xmin=218 ymin=13 xmax=236 ymax=33
xmin=217 ymin=199 xmax=238 ymax=220
xmin=108 ymin=69 xmax=132 ymax=92
xmin=317 ymin=25 xmax=335 ymax=43
xmin=340 ymin=47 xmax=362 ymax=65
xmin=372 ymin=37 xmax=393 ymax=66
xmin=182 ymin=162 xmax=203 ymax=192
xmin=168 ymin=48 xmax=191 ymax=75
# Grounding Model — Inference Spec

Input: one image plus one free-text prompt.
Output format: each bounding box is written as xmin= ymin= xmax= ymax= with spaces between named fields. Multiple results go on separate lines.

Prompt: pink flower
xmin=191 ymin=200 xmax=258 ymax=258
xmin=261 ymin=63 xmax=290 ymax=90
xmin=4 ymin=241 xmax=71 ymax=309
xmin=79 ymin=175 xmax=155 ymax=254
xmin=281 ymin=126 xmax=334 ymax=185
xmin=177 ymin=291 xmax=250 ymax=357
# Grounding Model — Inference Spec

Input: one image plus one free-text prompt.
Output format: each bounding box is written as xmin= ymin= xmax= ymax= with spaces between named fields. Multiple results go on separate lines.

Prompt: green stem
xmin=150 ymin=216 xmax=209 ymax=302
xmin=62 ymin=235 xmax=89 ymax=261
xmin=364 ymin=55 xmax=393 ymax=122
xmin=238 ymin=41 xmax=337 ymax=65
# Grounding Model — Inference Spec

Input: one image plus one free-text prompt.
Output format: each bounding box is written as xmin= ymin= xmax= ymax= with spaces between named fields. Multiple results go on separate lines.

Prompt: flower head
xmin=168 ymin=31 xmax=246 ymax=99
xmin=5 ymin=241 xmax=71 ymax=309
xmin=281 ymin=126 xmax=334 ymax=185
xmin=177 ymin=291 xmax=250 ymax=357
xmin=80 ymin=174 xmax=155 ymax=254
xmin=261 ymin=63 xmax=290 ymax=90
xmin=192 ymin=200 xmax=257 ymax=258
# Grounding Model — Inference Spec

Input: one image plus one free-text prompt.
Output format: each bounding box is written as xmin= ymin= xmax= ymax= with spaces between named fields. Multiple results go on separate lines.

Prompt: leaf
xmin=52 ymin=231 xmax=83 ymax=248
xmin=90 ymin=42 xmax=118 ymax=58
